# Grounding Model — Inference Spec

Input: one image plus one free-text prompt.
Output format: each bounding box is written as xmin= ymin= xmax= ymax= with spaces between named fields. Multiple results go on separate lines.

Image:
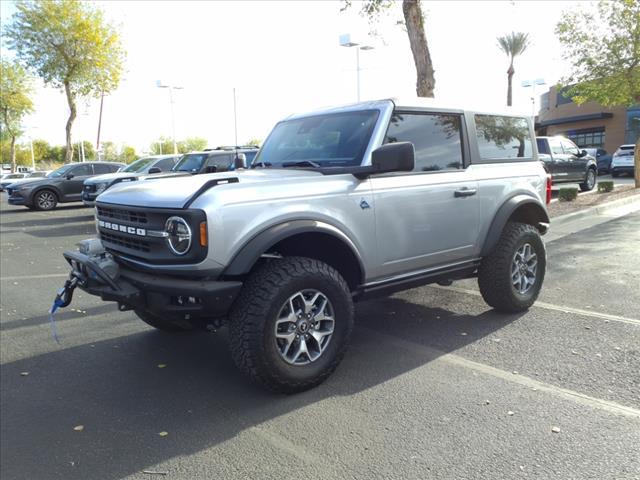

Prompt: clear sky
xmin=1 ymin=0 xmax=590 ymax=154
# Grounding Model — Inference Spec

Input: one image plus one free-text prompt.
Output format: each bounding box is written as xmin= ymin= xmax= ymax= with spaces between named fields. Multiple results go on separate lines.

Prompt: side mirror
xmin=65 ymin=173 xmax=74 ymax=180
xmin=579 ymin=149 xmax=588 ymax=157
xmin=233 ymin=153 xmax=247 ymax=170
xmin=371 ymin=142 xmax=415 ymax=174
xmin=148 ymin=167 xmax=161 ymax=174
xmin=205 ymin=165 xmax=218 ymax=174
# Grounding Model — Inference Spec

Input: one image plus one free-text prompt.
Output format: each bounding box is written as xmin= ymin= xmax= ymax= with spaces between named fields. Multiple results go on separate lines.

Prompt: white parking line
xmin=0 ymin=273 xmax=68 ymax=282
xmin=363 ymin=328 xmax=640 ymax=419
xmin=430 ymin=284 xmax=640 ymax=327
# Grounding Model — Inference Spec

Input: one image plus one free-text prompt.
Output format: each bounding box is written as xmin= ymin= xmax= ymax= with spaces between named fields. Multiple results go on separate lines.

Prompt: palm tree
xmin=497 ymin=32 xmax=530 ymax=106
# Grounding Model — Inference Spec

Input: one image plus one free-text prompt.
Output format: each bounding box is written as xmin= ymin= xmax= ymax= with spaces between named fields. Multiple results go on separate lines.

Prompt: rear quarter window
xmin=475 ymin=115 xmax=533 ymax=161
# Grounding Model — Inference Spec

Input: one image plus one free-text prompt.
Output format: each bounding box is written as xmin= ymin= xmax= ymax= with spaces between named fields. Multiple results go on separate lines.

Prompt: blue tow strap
xmin=48 ymin=298 xmax=65 ymax=344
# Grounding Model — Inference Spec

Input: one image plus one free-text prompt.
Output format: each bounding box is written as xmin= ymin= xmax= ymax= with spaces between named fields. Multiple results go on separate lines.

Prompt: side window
xmin=72 ymin=164 xmax=93 ymax=176
xmin=536 ymin=138 xmax=550 ymax=154
xmin=156 ymin=158 xmax=176 ymax=171
xmin=548 ymin=138 xmax=564 ymax=155
xmin=475 ymin=115 xmax=532 ymax=160
xmin=206 ymin=154 xmax=233 ymax=170
xmin=560 ymin=139 xmax=579 ymax=156
xmin=385 ymin=112 xmax=464 ymax=172
xmin=93 ymin=164 xmax=112 ymax=174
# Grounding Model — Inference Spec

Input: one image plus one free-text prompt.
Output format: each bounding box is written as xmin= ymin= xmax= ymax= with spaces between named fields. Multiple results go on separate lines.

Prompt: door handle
xmin=454 ymin=188 xmax=477 ymax=198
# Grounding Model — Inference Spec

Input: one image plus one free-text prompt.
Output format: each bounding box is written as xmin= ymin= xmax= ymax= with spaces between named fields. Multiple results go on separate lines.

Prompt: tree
xmin=119 ymin=145 xmax=137 ymax=163
xmin=5 ymin=0 xmax=125 ymax=163
xmin=497 ymin=32 xmax=530 ymax=107
xmin=31 ymin=139 xmax=51 ymax=162
xmin=183 ymin=137 xmax=208 ymax=152
xmin=244 ymin=138 xmax=262 ymax=147
xmin=556 ymin=0 xmax=640 ymax=187
xmin=0 ymin=60 xmax=34 ymax=172
xmin=100 ymin=141 xmax=119 ymax=161
xmin=342 ymin=0 xmax=435 ymax=97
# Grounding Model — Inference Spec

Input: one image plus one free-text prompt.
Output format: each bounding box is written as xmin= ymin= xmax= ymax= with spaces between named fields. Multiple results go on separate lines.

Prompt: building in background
xmin=536 ymin=86 xmax=639 ymax=154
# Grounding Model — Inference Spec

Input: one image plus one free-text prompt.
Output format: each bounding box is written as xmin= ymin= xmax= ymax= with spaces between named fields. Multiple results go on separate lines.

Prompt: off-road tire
xmin=229 ymin=256 xmax=354 ymax=394
xmin=34 ymin=189 xmax=58 ymax=211
xmin=478 ymin=222 xmax=546 ymax=313
xmin=579 ymin=168 xmax=597 ymax=191
xmin=134 ymin=309 xmax=195 ymax=332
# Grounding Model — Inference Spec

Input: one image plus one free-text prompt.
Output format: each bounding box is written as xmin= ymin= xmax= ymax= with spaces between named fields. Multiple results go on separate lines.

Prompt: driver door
xmin=61 ymin=164 xmax=94 ymax=201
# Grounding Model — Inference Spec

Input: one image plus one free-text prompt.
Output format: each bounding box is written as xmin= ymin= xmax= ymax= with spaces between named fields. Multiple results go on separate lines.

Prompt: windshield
xmin=173 ymin=154 xmax=207 ymax=172
xmin=254 ymin=110 xmax=379 ymax=167
xmin=48 ymin=164 xmax=75 ymax=178
xmin=123 ymin=157 xmax=156 ymax=172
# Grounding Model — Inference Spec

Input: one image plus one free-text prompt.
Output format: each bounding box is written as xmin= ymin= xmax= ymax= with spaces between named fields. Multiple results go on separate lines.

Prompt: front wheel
xmin=478 ymin=222 xmax=546 ymax=313
xmin=229 ymin=257 xmax=354 ymax=393
xmin=34 ymin=189 xmax=58 ymax=211
xmin=579 ymin=168 xmax=597 ymax=191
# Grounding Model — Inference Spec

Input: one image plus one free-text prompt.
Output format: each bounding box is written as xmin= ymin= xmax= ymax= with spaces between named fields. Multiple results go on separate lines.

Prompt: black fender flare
xmin=223 ymin=219 xmax=365 ymax=281
xmin=481 ymin=195 xmax=550 ymax=257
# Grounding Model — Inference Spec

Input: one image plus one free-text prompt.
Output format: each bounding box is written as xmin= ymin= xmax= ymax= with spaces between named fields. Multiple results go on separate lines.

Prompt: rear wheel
xmin=34 ymin=189 xmax=58 ymax=211
xmin=229 ymin=256 xmax=354 ymax=393
xmin=478 ymin=222 xmax=546 ymax=313
xmin=579 ymin=168 xmax=596 ymax=191
xmin=134 ymin=309 xmax=195 ymax=332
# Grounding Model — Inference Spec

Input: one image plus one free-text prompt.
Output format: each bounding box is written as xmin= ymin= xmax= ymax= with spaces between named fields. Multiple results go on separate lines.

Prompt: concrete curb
xmin=551 ymin=193 xmax=640 ymax=228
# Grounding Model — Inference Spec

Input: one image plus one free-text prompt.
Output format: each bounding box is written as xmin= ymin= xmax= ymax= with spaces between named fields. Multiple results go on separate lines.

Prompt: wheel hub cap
xmin=511 ymin=243 xmax=538 ymax=295
xmin=274 ymin=289 xmax=335 ymax=365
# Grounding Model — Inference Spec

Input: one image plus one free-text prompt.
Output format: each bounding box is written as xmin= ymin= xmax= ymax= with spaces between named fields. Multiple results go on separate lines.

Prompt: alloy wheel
xmin=511 ymin=243 xmax=538 ymax=295
xmin=274 ymin=289 xmax=335 ymax=365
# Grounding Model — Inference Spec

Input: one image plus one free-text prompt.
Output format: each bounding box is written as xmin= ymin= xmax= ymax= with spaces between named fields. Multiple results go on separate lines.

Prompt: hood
xmin=2 ymin=177 xmax=38 ymax=187
xmin=10 ymin=178 xmax=51 ymax=189
xmin=97 ymin=168 xmax=322 ymax=209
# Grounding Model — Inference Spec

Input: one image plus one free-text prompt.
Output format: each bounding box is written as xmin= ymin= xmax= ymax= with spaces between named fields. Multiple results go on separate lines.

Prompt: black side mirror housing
xmin=148 ymin=167 xmax=161 ymax=174
xmin=65 ymin=173 xmax=74 ymax=180
xmin=371 ymin=142 xmax=415 ymax=174
xmin=205 ymin=165 xmax=218 ymax=174
xmin=579 ymin=149 xmax=588 ymax=157
xmin=233 ymin=153 xmax=247 ymax=170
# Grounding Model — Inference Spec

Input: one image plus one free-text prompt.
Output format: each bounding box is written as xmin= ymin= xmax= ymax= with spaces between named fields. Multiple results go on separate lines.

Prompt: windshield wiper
xmin=251 ymin=161 xmax=272 ymax=169
xmin=282 ymin=160 xmax=321 ymax=168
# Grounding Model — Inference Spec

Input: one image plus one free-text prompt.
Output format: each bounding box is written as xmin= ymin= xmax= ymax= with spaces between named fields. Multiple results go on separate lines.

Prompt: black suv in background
xmin=173 ymin=146 xmax=259 ymax=173
xmin=536 ymin=136 xmax=598 ymax=191
xmin=7 ymin=162 xmax=124 ymax=210
xmin=82 ymin=154 xmax=179 ymax=207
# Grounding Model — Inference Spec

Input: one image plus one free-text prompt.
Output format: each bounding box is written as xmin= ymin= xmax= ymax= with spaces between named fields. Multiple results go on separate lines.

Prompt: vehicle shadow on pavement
xmin=22 ymin=223 xmax=98 ymax=238
xmin=0 ymin=304 xmax=117 ymax=332
xmin=0 ymin=296 xmax=518 ymax=480
xmin=0 ymin=204 xmax=89 ymax=216
xmin=1 ymin=214 xmax=94 ymax=228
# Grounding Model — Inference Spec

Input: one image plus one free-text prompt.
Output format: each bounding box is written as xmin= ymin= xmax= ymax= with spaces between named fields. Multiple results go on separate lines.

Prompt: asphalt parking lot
xmin=1 ymin=199 xmax=639 ymax=480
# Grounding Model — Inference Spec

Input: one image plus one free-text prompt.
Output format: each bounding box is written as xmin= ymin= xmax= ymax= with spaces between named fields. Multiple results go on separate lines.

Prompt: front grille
xmin=100 ymin=231 xmax=150 ymax=252
xmin=95 ymin=201 xmax=207 ymax=265
xmin=97 ymin=206 xmax=148 ymax=224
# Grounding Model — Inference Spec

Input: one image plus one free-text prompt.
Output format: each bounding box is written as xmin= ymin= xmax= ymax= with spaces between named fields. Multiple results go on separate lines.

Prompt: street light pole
xmin=339 ymin=34 xmax=374 ymax=102
xmin=156 ymin=81 xmax=183 ymax=155
xmin=233 ymin=87 xmax=238 ymax=147
xmin=521 ymin=78 xmax=546 ymax=117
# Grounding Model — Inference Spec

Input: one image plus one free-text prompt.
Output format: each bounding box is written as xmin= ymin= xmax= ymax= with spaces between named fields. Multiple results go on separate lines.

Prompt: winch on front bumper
xmin=62 ymin=240 xmax=242 ymax=320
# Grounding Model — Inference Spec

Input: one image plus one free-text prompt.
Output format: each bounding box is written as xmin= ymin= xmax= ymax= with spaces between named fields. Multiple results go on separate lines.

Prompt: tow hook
xmin=48 ymin=273 xmax=81 ymax=343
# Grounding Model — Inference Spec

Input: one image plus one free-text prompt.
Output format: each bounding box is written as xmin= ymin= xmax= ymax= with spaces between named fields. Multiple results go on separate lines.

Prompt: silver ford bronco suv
xmin=59 ymin=99 xmax=551 ymax=393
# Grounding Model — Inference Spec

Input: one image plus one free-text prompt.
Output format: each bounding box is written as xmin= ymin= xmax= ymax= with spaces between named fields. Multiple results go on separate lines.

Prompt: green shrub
xmin=597 ymin=181 xmax=614 ymax=193
xmin=558 ymin=187 xmax=579 ymax=201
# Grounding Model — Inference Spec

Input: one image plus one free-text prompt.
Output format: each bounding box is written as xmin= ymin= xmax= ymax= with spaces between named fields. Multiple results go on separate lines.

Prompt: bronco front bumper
xmin=63 ymin=250 xmax=242 ymax=319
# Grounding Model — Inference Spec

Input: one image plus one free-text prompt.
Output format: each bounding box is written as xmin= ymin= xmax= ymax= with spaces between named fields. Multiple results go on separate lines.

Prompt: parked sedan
xmin=0 ymin=171 xmax=50 ymax=190
xmin=0 ymin=172 xmax=27 ymax=190
xmin=610 ymin=144 xmax=635 ymax=177
xmin=7 ymin=162 xmax=124 ymax=210
xmin=82 ymin=154 xmax=179 ymax=206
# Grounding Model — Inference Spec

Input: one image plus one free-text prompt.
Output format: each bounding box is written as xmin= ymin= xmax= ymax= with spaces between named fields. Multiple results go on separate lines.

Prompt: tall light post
xmin=521 ymin=78 xmax=546 ymax=117
xmin=156 ymin=80 xmax=184 ymax=155
xmin=339 ymin=34 xmax=374 ymax=102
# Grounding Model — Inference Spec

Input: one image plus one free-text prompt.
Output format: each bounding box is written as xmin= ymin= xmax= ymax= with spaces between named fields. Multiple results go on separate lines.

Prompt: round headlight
xmin=96 ymin=183 xmax=108 ymax=193
xmin=165 ymin=216 xmax=191 ymax=255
